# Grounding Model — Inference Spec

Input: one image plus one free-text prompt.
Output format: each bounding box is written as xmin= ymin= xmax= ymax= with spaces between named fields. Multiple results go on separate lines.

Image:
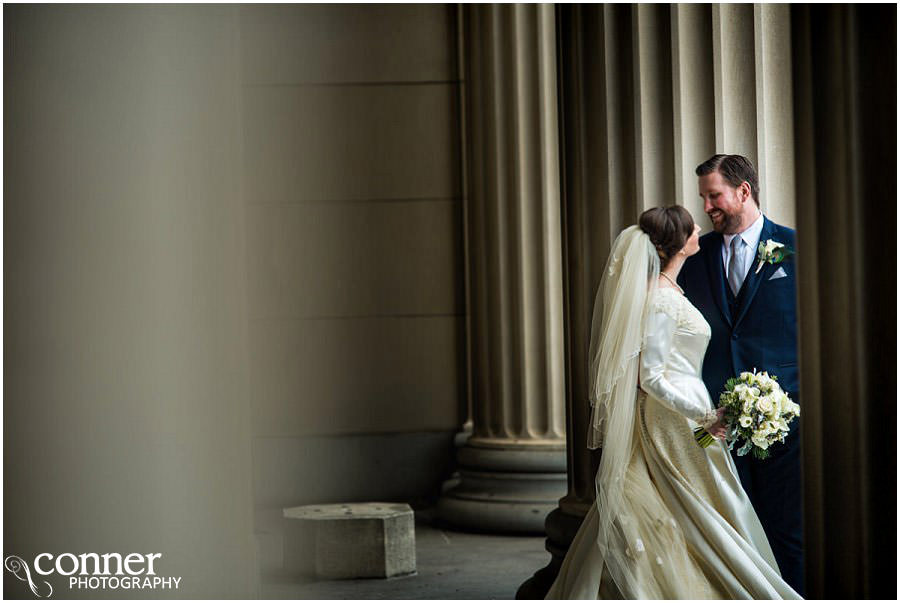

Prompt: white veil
xmin=580 ymin=224 xmax=721 ymax=598
xmin=586 ymin=225 xmax=679 ymax=597
xmin=586 ymin=225 xmax=659 ymax=451
xmin=587 ymin=225 xmax=658 ymax=550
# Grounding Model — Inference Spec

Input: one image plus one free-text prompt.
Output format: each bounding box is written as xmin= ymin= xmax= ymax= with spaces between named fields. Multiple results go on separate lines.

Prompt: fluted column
xmin=712 ymin=4 xmax=758 ymax=161
xmin=671 ymin=4 xmax=715 ymax=226
xmin=633 ymin=4 xmax=676 ymax=211
xmin=518 ymin=5 xmax=644 ymax=597
xmin=792 ymin=5 xmax=896 ymax=597
xmin=712 ymin=4 xmax=796 ymax=223
xmin=520 ymin=4 xmax=800 ymax=598
xmin=436 ymin=4 xmax=567 ymax=535
xmin=754 ymin=4 xmax=796 ymax=226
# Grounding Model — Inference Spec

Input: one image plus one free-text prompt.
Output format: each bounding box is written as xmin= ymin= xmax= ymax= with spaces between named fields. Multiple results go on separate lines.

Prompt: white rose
xmin=756 ymin=397 xmax=775 ymax=415
xmin=739 ymin=371 xmax=754 ymax=381
xmin=777 ymin=419 xmax=790 ymax=432
xmin=739 ymin=415 xmax=753 ymax=428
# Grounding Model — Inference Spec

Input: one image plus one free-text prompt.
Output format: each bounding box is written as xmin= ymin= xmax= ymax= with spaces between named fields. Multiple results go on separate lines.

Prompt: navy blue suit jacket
xmin=678 ymin=217 xmax=799 ymax=405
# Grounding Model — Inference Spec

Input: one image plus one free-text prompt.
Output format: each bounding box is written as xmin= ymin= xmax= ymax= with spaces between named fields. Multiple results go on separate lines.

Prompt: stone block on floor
xmin=283 ymin=502 xmax=416 ymax=579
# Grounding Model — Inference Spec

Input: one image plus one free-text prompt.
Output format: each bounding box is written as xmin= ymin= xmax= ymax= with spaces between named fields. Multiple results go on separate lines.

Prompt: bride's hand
xmin=707 ymin=407 xmax=728 ymax=439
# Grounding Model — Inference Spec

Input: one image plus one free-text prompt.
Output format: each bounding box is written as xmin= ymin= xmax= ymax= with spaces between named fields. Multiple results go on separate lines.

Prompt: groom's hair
xmin=695 ymin=154 xmax=760 ymax=207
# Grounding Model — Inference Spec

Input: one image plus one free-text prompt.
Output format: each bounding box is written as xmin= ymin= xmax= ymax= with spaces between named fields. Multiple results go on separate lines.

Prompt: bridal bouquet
xmin=694 ymin=370 xmax=800 ymax=459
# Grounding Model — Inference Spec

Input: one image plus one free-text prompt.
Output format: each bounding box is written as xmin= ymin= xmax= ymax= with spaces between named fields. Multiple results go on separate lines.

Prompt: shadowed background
xmin=5 ymin=4 xmax=464 ymax=598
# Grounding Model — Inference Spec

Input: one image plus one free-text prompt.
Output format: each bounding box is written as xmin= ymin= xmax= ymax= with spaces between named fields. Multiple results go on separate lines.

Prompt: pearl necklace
xmin=660 ymin=272 xmax=684 ymax=294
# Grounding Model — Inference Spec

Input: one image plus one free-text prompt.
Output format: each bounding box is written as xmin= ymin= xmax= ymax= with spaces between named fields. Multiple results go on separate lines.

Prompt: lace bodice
xmin=640 ymin=287 xmax=716 ymax=427
xmin=648 ymin=287 xmax=712 ymax=338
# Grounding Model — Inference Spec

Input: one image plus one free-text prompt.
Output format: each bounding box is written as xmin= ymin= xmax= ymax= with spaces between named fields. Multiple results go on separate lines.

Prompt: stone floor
xmin=259 ymin=512 xmax=548 ymax=599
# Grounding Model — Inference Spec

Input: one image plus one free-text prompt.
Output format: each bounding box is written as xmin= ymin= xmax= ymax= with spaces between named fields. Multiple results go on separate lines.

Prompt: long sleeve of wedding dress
xmin=639 ymin=308 xmax=718 ymax=427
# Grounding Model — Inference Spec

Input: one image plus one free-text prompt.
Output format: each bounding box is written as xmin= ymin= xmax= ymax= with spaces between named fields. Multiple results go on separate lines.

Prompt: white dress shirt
xmin=721 ymin=212 xmax=765 ymax=277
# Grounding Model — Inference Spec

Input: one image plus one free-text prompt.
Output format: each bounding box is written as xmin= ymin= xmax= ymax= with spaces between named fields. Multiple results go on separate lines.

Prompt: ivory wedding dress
xmin=546 ymin=285 xmax=801 ymax=600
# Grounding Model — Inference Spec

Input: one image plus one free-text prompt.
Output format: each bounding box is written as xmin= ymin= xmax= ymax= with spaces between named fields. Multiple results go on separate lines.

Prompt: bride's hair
xmin=639 ymin=206 xmax=694 ymax=267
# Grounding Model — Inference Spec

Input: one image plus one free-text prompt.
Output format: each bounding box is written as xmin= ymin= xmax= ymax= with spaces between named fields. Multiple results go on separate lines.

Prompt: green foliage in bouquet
xmin=694 ymin=370 xmax=800 ymax=460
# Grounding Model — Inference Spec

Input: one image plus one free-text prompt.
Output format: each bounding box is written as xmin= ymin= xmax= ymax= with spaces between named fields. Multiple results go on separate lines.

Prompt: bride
xmin=546 ymin=207 xmax=801 ymax=599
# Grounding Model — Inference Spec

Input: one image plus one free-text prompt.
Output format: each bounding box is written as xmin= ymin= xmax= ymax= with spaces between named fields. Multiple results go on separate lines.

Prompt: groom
xmin=678 ymin=154 xmax=803 ymax=595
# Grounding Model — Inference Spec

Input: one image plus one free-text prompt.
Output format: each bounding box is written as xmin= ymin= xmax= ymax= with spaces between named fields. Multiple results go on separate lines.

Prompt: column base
xmin=436 ymin=439 xmax=567 ymax=534
xmin=515 ymin=506 xmax=588 ymax=599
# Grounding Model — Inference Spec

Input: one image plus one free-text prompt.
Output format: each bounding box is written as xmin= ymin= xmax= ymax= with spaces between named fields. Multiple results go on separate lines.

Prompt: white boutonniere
xmin=755 ymin=239 xmax=794 ymax=274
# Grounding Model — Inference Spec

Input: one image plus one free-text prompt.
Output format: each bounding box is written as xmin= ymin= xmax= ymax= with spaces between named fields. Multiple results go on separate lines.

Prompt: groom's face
xmin=698 ymin=171 xmax=746 ymax=234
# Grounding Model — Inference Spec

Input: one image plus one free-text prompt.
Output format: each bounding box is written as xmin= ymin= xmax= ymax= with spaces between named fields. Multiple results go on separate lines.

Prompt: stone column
xmin=517 ymin=5 xmax=642 ymax=597
xmin=672 ymin=3 xmax=716 ymax=228
xmin=791 ymin=5 xmax=896 ymax=598
xmin=4 ymin=6 xmax=257 ymax=597
xmin=436 ymin=4 xmax=567 ymax=535
xmin=712 ymin=4 xmax=757 ymax=161
xmin=754 ymin=4 xmax=796 ymax=227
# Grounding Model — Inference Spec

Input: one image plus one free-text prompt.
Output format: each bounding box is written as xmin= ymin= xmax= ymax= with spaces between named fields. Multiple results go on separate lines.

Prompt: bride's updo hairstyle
xmin=639 ymin=205 xmax=695 ymax=268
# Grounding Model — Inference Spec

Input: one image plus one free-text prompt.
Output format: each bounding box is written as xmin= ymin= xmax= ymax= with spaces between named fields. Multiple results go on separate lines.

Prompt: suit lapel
xmin=733 ymin=217 xmax=778 ymax=328
xmin=703 ymin=231 xmax=732 ymax=328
